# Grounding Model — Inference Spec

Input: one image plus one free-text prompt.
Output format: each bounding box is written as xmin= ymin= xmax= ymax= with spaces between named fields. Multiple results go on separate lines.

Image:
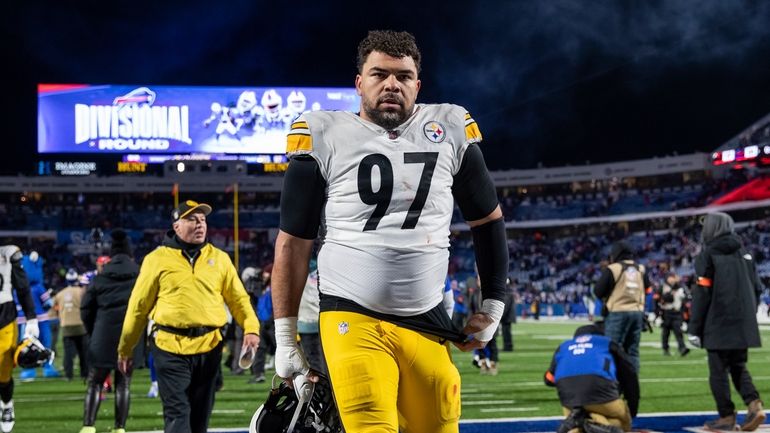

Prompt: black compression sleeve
xmin=279 ymin=155 xmax=326 ymax=239
xmin=471 ymin=218 xmax=509 ymax=302
xmin=452 ymin=144 xmax=499 ymax=221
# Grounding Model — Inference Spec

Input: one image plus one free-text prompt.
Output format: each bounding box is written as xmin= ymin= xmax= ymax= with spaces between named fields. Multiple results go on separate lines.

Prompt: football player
xmin=0 ymin=245 xmax=39 ymax=432
xmin=202 ymin=102 xmax=240 ymax=142
xmin=271 ymin=30 xmax=508 ymax=432
xmin=285 ymin=90 xmax=307 ymax=122
xmin=256 ymin=89 xmax=291 ymax=132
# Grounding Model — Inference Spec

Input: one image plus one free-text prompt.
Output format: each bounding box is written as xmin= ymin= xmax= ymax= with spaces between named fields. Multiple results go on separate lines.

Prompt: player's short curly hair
xmin=357 ymin=30 xmax=421 ymax=74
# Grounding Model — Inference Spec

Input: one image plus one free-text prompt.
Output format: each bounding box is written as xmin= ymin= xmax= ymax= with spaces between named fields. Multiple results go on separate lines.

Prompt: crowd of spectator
xmin=447 ymin=216 xmax=770 ymax=319
xmin=12 ymin=213 xmax=769 ymax=328
xmin=495 ymin=171 xmax=755 ymax=222
xmin=1 ymin=170 xmax=760 ymax=234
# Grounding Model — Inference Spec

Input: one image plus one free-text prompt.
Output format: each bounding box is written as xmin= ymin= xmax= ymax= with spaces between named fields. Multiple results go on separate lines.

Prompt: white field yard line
xmin=460 ymin=375 xmax=770 ymax=389
xmin=129 ymin=411 xmax=737 ymax=433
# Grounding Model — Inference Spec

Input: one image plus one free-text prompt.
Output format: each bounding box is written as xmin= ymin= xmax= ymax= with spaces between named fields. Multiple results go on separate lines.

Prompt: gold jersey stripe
xmin=286 ymin=132 xmax=313 ymax=153
xmin=465 ymin=120 xmax=482 ymax=142
xmin=291 ymin=121 xmax=308 ymax=129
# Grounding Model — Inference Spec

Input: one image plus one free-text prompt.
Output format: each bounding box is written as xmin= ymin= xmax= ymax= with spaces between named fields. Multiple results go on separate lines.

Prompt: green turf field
xmin=12 ymin=320 xmax=770 ymax=432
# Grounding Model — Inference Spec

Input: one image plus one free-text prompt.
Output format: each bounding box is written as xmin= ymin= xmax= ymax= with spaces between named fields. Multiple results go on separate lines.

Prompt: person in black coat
xmin=689 ymin=212 xmax=766 ymax=431
xmin=79 ymin=229 xmax=139 ymax=433
xmin=545 ymin=324 xmax=639 ymax=433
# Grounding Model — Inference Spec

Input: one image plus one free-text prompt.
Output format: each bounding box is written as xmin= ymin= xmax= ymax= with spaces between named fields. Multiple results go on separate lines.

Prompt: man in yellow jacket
xmin=117 ymin=200 xmax=259 ymax=433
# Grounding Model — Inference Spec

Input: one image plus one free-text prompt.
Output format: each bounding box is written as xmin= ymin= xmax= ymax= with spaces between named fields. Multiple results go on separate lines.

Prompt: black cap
xmin=172 ymin=200 xmax=212 ymax=222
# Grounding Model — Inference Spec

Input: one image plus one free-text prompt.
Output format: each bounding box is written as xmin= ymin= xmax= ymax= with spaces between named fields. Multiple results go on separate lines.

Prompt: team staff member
xmin=689 ymin=212 xmax=765 ymax=431
xmin=594 ymin=241 xmax=651 ymax=372
xmin=0 ymin=245 xmax=39 ymax=433
xmin=658 ymin=272 xmax=689 ymax=357
xmin=545 ymin=324 xmax=639 ymax=433
xmin=272 ymin=30 xmax=508 ymax=433
xmin=117 ymin=201 xmax=260 ymax=433
xmin=53 ymin=275 xmax=88 ymax=381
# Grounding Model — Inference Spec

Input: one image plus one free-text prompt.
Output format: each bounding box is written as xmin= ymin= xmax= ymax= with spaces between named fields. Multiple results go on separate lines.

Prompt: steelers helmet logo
xmin=423 ymin=121 xmax=446 ymax=143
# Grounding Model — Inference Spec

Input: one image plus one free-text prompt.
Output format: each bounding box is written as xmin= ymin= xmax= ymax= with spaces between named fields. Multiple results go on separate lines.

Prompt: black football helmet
xmin=15 ymin=337 xmax=54 ymax=369
xmin=249 ymin=373 xmax=342 ymax=433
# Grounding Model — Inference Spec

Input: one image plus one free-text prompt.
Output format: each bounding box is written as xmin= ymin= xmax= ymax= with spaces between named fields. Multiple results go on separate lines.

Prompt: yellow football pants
xmin=0 ymin=321 xmax=19 ymax=383
xmin=320 ymin=311 xmax=461 ymax=433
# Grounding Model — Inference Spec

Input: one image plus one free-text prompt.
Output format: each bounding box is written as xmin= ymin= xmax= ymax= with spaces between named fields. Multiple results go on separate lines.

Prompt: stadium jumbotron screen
xmin=38 ymin=84 xmax=360 ymax=155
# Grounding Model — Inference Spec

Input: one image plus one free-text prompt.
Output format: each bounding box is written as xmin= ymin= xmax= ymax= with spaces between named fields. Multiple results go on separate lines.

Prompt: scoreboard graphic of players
xmin=38 ymin=84 xmax=360 ymax=156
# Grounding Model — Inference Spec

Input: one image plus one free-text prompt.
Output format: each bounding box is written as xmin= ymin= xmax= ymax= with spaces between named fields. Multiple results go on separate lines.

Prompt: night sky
xmin=7 ymin=0 xmax=770 ymax=173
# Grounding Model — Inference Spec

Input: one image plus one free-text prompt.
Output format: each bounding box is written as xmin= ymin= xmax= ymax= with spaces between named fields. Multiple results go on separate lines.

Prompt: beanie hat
xmin=110 ymin=229 xmax=133 ymax=257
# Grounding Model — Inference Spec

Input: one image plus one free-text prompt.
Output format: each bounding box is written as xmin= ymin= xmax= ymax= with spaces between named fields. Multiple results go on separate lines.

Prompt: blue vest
xmin=553 ymin=334 xmax=616 ymax=382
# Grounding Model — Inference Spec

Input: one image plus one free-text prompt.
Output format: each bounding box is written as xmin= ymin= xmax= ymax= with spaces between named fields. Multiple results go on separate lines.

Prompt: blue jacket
xmin=545 ymin=328 xmax=639 ymax=416
xmin=553 ymin=334 xmax=616 ymax=382
xmin=14 ymin=282 xmax=52 ymax=322
xmin=257 ymin=287 xmax=273 ymax=322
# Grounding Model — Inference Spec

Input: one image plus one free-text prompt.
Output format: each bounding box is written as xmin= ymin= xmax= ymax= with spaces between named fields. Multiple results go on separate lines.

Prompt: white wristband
xmin=481 ymin=299 xmax=505 ymax=321
xmin=275 ymin=317 xmax=299 ymax=346
xmin=475 ymin=299 xmax=505 ymax=342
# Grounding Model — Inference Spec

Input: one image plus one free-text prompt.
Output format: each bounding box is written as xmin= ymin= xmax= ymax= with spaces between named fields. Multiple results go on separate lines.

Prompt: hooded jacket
xmin=118 ymin=231 xmax=259 ymax=357
xmin=690 ymin=212 xmax=762 ymax=350
xmin=81 ymin=253 xmax=140 ymax=369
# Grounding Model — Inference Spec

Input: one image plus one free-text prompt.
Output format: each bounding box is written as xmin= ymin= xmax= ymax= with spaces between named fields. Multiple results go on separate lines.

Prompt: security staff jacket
xmin=545 ymin=332 xmax=639 ymax=416
xmin=118 ymin=232 xmax=259 ymax=356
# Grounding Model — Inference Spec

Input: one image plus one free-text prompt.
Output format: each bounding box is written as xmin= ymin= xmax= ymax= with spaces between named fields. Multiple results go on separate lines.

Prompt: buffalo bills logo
xmin=113 ymin=87 xmax=156 ymax=106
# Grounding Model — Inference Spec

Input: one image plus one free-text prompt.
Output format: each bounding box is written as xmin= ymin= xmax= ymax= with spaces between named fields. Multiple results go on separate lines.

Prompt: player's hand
xmin=454 ymin=312 xmax=495 ymax=352
xmin=274 ymin=317 xmax=312 ymax=386
xmin=24 ymin=319 xmax=39 ymax=340
xmin=117 ymin=356 xmax=134 ymax=376
xmin=454 ymin=299 xmax=505 ymax=352
xmin=688 ymin=334 xmax=702 ymax=348
xmin=291 ymin=372 xmax=318 ymax=402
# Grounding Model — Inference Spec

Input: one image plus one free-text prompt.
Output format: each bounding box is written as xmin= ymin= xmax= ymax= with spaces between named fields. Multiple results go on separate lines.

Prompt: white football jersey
xmin=287 ymin=104 xmax=482 ymax=315
xmin=0 ymin=245 xmax=20 ymax=304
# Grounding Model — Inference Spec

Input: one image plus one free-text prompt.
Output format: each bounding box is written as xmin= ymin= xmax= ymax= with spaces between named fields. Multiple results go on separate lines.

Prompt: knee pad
xmin=434 ymin=365 xmax=461 ymax=423
xmin=331 ymin=355 xmax=379 ymax=413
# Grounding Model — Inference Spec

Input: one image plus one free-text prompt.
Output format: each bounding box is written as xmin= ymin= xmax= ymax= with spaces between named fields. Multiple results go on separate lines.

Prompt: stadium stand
xmin=0 ymin=150 xmax=768 ymax=321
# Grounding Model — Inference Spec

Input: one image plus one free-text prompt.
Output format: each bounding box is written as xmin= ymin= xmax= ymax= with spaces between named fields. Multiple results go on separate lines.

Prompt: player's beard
xmin=363 ymin=92 xmax=412 ymax=130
